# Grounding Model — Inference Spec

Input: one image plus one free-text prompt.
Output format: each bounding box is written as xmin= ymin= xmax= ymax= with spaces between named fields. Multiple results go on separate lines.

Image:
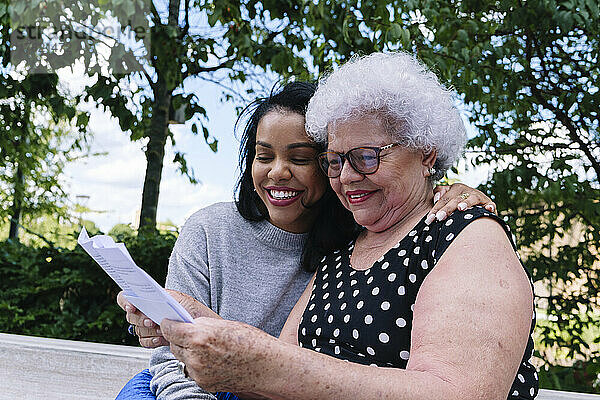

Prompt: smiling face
xmin=252 ymin=110 xmax=328 ymax=233
xmin=327 ymin=114 xmax=436 ymax=232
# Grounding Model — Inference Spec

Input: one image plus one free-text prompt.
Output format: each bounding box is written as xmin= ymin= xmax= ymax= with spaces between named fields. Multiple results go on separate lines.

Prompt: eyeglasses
xmin=317 ymin=143 xmax=402 ymax=178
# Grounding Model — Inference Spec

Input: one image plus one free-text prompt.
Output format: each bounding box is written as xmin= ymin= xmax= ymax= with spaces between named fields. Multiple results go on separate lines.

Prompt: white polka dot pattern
xmin=298 ymin=207 xmax=538 ymax=399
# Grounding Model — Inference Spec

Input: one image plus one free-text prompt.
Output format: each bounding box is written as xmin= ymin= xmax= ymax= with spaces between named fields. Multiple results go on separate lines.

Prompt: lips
xmin=345 ymin=190 xmax=377 ymax=205
xmin=264 ymin=186 xmax=303 ymax=206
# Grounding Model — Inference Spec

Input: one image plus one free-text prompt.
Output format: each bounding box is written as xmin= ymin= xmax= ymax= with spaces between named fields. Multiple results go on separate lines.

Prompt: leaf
xmin=208 ymin=139 xmax=218 ymax=153
xmin=76 ymin=113 xmax=89 ymax=128
xmin=342 ymin=15 xmax=351 ymax=44
xmin=587 ymin=0 xmax=600 ymax=18
xmin=11 ymin=1 xmax=26 ymax=17
xmin=401 ymin=28 xmax=411 ymax=46
xmin=207 ymin=8 xmax=221 ymax=27
xmin=122 ymin=1 xmax=135 ymax=18
xmin=388 ymin=23 xmax=402 ymax=40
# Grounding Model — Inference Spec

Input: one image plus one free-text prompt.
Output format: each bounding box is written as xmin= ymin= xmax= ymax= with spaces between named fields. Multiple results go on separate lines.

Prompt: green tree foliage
xmin=4 ymin=0 xmax=320 ymax=230
xmin=0 ymin=74 xmax=89 ymax=241
xmin=0 ymin=3 xmax=90 ymax=241
xmin=0 ymin=228 xmax=176 ymax=345
xmin=407 ymin=1 xmax=599 ymax=383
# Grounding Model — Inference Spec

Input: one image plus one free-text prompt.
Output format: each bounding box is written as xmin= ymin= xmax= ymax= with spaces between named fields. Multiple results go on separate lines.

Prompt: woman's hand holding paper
xmin=117 ymin=289 xmax=219 ymax=348
xmin=161 ymin=317 xmax=277 ymax=394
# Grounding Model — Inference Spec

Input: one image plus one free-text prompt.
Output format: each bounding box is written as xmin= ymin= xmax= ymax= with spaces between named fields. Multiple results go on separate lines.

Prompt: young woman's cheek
xmin=301 ymin=165 xmax=328 ymax=204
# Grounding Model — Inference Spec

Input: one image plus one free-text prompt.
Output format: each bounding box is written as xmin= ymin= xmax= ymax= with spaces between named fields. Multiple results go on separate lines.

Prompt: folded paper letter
xmin=78 ymin=227 xmax=193 ymax=324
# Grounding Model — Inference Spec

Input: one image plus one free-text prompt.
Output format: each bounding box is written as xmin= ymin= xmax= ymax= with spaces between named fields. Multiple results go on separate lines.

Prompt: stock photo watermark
xmin=9 ymin=1 xmax=151 ymax=74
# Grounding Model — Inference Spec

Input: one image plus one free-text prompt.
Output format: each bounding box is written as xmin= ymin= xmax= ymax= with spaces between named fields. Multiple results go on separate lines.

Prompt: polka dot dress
xmin=299 ymin=207 xmax=538 ymax=399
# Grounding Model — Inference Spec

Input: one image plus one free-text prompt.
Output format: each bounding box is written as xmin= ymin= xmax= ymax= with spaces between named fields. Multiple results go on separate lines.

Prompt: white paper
xmin=78 ymin=227 xmax=193 ymax=324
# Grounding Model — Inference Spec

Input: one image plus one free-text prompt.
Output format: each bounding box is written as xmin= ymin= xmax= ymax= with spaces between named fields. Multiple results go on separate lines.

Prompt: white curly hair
xmin=305 ymin=52 xmax=466 ymax=180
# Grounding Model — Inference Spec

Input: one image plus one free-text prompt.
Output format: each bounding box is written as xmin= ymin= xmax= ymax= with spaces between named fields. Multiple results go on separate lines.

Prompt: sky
xmin=63 ymin=79 xmax=243 ymax=232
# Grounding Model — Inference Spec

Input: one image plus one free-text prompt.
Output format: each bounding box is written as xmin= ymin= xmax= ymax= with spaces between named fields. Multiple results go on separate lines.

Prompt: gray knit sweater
xmin=149 ymin=202 xmax=312 ymax=399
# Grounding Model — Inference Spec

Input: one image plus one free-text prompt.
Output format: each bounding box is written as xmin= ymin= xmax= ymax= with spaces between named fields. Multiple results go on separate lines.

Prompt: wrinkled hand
xmin=427 ymin=183 xmax=496 ymax=224
xmin=161 ymin=317 xmax=276 ymax=394
xmin=117 ymin=290 xmax=219 ymax=348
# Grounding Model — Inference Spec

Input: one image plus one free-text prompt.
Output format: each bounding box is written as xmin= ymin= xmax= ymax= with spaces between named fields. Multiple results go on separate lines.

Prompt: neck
xmin=363 ymin=200 xmax=431 ymax=243
xmin=362 ymin=179 xmax=435 ymax=236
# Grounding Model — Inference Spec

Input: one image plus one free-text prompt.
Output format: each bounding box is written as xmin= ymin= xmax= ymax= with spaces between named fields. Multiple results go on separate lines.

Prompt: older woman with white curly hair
xmin=158 ymin=52 xmax=539 ymax=400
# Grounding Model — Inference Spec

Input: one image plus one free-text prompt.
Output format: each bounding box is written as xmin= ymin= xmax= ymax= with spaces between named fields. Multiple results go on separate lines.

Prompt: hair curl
xmin=305 ymin=52 xmax=466 ymax=180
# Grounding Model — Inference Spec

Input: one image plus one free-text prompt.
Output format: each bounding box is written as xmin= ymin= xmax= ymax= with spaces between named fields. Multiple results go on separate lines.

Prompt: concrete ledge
xmin=538 ymin=389 xmax=600 ymax=399
xmin=0 ymin=332 xmax=152 ymax=400
xmin=1 ymin=333 xmax=599 ymax=399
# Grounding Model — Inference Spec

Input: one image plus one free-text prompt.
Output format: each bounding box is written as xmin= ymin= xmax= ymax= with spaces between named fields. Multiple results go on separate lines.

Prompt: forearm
xmin=161 ymin=318 xmax=479 ymax=400
xmin=252 ymin=341 xmax=464 ymax=400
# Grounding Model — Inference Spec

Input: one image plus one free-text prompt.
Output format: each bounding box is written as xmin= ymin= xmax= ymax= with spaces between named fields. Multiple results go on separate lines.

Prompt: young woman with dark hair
xmin=234 ymin=81 xmax=359 ymax=272
xmin=115 ymin=81 xmax=494 ymax=400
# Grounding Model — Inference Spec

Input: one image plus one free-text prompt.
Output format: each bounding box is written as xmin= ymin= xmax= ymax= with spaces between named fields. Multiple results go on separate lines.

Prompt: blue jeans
xmin=115 ymin=369 xmax=240 ymax=400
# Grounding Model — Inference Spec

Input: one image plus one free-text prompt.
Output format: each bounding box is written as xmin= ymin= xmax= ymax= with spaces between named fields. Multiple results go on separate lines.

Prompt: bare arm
xmin=406 ymin=217 xmax=533 ymax=399
xmin=161 ymin=218 xmax=532 ymax=399
xmin=278 ymin=273 xmax=316 ymax=344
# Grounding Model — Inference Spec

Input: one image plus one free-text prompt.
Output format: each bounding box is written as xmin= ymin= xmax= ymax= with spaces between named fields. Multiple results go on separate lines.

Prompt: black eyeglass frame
xmin=317 ymin=143 xmax=403 ymax=178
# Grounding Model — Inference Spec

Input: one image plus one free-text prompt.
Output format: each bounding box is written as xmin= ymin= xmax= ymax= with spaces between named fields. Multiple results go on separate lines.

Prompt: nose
xmin=338 ymin=158 xmax=363 ymax=185
xmin=267 ymin=158 xmax=292 ymax=181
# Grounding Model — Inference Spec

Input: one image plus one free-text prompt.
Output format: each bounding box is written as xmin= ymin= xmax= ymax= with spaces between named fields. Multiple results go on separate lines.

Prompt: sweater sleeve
xmin=149 ymin=211 xmax=217 ymax=400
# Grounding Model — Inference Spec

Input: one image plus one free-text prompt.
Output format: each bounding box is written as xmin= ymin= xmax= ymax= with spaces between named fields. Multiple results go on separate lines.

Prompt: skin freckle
xmin=499 ymin=279 xmax=510 ymax=289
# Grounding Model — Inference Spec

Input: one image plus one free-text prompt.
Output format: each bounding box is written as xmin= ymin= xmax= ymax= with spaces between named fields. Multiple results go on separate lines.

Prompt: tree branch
xmin=143 ymin=68 xmax=156 ymax=92
xmin=524 ymin=30 xmax=600 ymax=179
xmin=150 ymin=1 xmax=161 ymax=23
xmin=181 ymin=0 xmax=190 ymax=38
xmin=168 ymin=0 xmax=181 ymax=27
xmin=182 ymin=57 xmax=235 ymax=80
xmin=15 ymin=221 xmax=56 ymax=248
xmin=195 ymin=75 xmax=252 ymax=103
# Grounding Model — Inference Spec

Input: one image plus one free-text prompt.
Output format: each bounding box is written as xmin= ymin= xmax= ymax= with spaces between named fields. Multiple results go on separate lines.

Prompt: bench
xmin=0 ymin=332 xmax=151 ymax=399
xmin=1 ymin=332 xmax=598 ymax=399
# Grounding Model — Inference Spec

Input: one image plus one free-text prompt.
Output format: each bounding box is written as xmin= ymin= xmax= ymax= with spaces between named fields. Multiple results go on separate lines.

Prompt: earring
xmin=428 ymin=167 xmax=436 ymax=176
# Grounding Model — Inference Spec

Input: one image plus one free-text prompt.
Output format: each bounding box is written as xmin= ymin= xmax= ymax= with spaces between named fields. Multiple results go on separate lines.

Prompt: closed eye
xmin=255 ymin=155 xmax=273 ymax=162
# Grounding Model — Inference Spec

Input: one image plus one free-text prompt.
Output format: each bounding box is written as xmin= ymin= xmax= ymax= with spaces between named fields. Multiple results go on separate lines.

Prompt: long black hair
xmin=234 ymin=81 xmax=359 ymax=272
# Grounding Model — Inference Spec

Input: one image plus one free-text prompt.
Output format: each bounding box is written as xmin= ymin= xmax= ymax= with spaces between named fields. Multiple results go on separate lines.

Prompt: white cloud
xmin=157 ymin=178 xmax=232 ymax=226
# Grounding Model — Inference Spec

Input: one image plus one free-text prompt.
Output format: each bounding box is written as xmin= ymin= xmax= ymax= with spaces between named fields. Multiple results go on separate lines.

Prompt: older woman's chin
xmin=349 ymin=212 xmax=389 ymax=232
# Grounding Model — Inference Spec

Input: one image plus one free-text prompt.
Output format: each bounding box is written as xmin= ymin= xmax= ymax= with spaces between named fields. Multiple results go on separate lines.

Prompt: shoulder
xmin=429 ymin=206 xmax=515 ymax=258
xmin=422 ymin=207 xmax=532 ymax=313
xmin=435 ymin=206 xmax=506 ymax=236
xmin=429 ymin=215 xmax=531 ymax=303
xmin=182 ymin=202 xmax=243 ymax=231
xmin=175 ymin=202 xmax=243 ymax=249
